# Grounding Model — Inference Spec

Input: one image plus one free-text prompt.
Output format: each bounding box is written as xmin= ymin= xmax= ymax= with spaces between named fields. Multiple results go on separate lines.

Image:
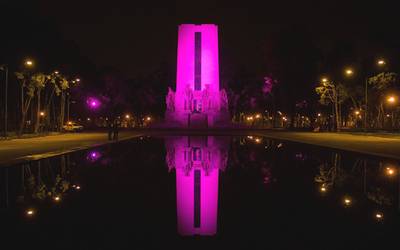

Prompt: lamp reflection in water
xmin=87 ymin=150 xmax=101 ymax=162
xmin=165 ymin=136 xmax=229 ymax=236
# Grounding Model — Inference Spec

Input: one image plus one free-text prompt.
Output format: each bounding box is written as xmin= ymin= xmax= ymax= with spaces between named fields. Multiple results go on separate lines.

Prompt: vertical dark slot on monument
xmin=194 ymin=32 xmax=202 ymax=91
xmin=194 ymin=169 xmax=201 ymax=228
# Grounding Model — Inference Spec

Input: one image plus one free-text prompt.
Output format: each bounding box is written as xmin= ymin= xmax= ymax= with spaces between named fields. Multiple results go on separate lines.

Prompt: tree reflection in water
xmin=1 ymin=154 xmax=80 ymax=211
xmin=314 ymin=151 xmax=399 ymax=217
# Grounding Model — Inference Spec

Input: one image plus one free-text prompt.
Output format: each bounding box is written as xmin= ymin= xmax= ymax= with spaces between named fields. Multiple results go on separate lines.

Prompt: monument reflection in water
xmin=165 ymin=136 xmax=229 ymax=235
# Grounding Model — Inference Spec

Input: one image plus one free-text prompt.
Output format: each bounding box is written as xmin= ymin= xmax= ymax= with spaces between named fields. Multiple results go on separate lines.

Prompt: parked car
xmin=63 ymin=121 xmax=84 ymax=132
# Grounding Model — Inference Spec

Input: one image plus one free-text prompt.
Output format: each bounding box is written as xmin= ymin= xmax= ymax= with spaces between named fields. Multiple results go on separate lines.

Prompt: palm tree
xmin=32 ymin=73 xmax=50 ymax=133
xmin=15 ymin=72 xmax=35 ymax=135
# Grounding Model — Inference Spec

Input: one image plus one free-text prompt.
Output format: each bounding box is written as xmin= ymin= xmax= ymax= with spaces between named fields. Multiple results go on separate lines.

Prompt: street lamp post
xmin=392 ymin=111 xmax=394 ymax=129
xmin=387 ymin=95 xmax=397 ymax=130
xmin=39 ymin=111 xmax=45 ymax=132
xmin=67 ymin=98 xmax=76 ymax=123
xmin=67 ymin=93 xmax=70 ymax=122
xmin=364 ymin=78 xmax=368 ymax=132
xmin=360 ymin=60 xmax=385 ymax=132
xmin=67 ymin=78 xmax=80 ymax=123
xmin=0 ymin=65 xmax=8 ymax=138
xmin=22 ymin=59 xmax=34 ymax=133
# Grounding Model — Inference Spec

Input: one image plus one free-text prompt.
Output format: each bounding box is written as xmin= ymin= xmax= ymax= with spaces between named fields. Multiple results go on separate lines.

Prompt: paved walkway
xmin=0 ymin=131 xmax=142 ymax=166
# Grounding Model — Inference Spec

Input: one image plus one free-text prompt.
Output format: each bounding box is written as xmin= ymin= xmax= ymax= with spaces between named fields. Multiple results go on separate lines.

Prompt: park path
xmin=0 ymin=131 xmax=142 ymax=166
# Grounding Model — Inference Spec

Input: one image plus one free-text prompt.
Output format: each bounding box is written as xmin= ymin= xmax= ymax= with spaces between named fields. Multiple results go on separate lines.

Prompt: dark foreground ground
xmin=1 ymin=135 xmax=398 ymax=249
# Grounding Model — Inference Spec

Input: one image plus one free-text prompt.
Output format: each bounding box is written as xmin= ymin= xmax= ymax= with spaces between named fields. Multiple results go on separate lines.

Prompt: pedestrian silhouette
xmin=113 ymin=119 xmax=119 ymax=141
xmin=107 ymin=120 xmax=113 ymax=140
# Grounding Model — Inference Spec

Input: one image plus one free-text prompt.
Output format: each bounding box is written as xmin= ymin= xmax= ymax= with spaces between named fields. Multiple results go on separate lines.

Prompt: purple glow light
xmin=86 ymin=97 xmax=101 ymax=109
xmin=87 ymin=150 xmax=101 ymax=162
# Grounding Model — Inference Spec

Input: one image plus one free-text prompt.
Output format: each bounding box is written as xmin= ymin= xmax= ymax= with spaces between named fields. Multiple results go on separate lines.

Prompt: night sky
xmin=2 ymin=0 xmax=400 ymax=78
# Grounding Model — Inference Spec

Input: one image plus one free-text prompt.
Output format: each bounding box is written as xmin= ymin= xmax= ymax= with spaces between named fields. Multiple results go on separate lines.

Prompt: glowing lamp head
xmin=375 ymin=212 xmax=384 ymax=220
xmin=377 ymin=60 xmax=385 ymax=66
xmin=345 ymin=68 xmax=354 ymax=76
xmin=40 ymin=111 xmax=45 ymax=117
xmin=354 ymin=111 xmax=360 ymax=115
xmin=255 ymin=138 xmax=261 ymax=143
xmin=25 ymin=59 xmax=34 ymax=67
xmin=321 ymin=78 xmax=328 ymax=83
xmin=386 ymin=167 xmax=396 ymax=176
xmin=146 ymin=116 xmax=151 ymax=121
xmin=344 ymin=197 xmax=352 ymax=206
xmin=255 ymin=114 xmax=261 ymax=119
xmin=317 ymin=113 xmax=321 ymax=117
xmin=320 ymin=186 xmax=327 ymax=192
xmin=26 ymin=209 xmax=35 ymax=216
xmin=125 ymin=114 xmax=130 ymax=119
xmin=387 ymin=96 xmax=396 ymax=104
xmin=54 ymin=196 xmax=61 ymax=202
xmin=54 ymin=70 xmax=59 ymax=74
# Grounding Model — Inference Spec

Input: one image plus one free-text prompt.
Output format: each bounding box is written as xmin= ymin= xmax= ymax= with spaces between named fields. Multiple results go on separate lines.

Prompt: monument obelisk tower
xmin=165 ymin=24 xmax=229 ymax=128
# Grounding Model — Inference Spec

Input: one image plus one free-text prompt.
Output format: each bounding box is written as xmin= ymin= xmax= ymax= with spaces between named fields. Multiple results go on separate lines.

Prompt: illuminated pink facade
xmin=165 ymin=24 xmax=229 ymax=127
xmin=165 ymin=136 xmax=229 ymax=235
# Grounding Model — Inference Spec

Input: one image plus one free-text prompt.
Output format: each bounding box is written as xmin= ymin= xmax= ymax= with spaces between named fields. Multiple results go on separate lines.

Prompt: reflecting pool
xmin=0 ymin=136 xmax=399 ymax=249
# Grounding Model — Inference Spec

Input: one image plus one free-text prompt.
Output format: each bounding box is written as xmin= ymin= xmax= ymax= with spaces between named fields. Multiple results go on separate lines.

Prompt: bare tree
xmin=316 ymin=80 xmax=349 ymax=131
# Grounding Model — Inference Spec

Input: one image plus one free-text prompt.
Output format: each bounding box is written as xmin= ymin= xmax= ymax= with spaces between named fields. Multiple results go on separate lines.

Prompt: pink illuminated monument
xmin=165 ymin=136 xmax=229 ymax=236
xmin=165 ymin=24 xmax=229 ymax=127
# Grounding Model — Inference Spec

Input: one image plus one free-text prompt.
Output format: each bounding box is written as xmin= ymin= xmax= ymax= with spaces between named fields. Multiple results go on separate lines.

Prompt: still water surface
xmin=0 ymin=136 xmax=399 ymax=249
